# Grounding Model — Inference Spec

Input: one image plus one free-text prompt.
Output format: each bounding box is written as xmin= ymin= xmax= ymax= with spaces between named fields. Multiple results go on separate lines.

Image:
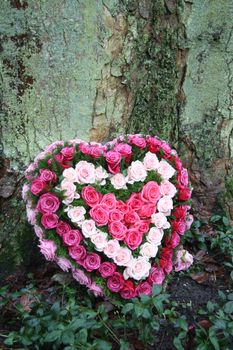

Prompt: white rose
xmin=95 ymin=166 xmax=108 ymax=184
xmin=75 ymin=161 xmax=95 ymax=184
xmin=151 ymin=212 xmax=170 ymax=229
xmin=160 ymin=180 xmax=177 ymax=198
xmin=147 ymin=227 xmax=164 ymax=245
xmin=157 ymin=160 xmax=176 ymax=180
xmin=67 ymin=206 xmax=86 ymax=223
xmin=157 ymin=196 xmax=173 ymax=214
xmin=128 ymin=160 xmax=147 ymax=183
xmin=113 ymin=248 xmax=132 ymax=266
xmin=110 ymin=173 xmax=128 ymax=189
xmin=143 ymin=152 xmax=159 ymax=170
xmin=140 ymin=242 xmax=158 ymax=258
xmin=124 ymin=257 xmax=151 ymax=281
xmin=63 ymin=167 xmax=77 ymax=182
xmin=104 ymin=239 xmax=120 ymax=258
xmin=91 ymin=231 xmax=108 ymax=251
xmin=81 ymin=219 xmax=96 ymax=237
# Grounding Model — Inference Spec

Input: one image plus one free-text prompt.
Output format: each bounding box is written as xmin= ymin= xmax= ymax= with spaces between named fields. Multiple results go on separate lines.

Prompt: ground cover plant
xmin=0 ymin=215 xmax=232 ymax=350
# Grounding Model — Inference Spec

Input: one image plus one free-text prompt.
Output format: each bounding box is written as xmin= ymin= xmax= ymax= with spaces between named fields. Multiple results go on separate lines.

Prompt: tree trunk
xmin=0 ymin=0 xmax=232 ymax=276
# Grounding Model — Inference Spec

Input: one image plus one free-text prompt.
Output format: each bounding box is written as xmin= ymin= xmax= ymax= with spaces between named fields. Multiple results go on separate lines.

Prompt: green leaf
xmin=75 ymin=329 xmax=87 ymax=344
xmin=173 ymin=336 xmax=185 ymax=350
xmin=210 ymin=215 xmax=221 ymax=223
xmin=230 ymin=270 xmax=233 ymax=281
xmin=209 ymin=332 xmax=220 ymax=350
xmin=120 ymin=339 xmax=130 ymax=350
xmin=177 ymin=318 xmax=188 ymax=331
xmin=122 ymin=303 xmax=133 ymax=314
xmin=222 ymin=216 xmax=229 ymax=226
xmin=93 ymin=339 xmax=112 ymax=350
xmin=227 ymin=293 xmax=233 ymax=301
xmin=62 ymin=330 xmax=75 ymax=345
xmin=44 ymin=330 xmax=61 ymax=342
xmin=224 ymin=301 xmax=233 ymax=314
xmin=152 ymin=284 xmax=162 ymax=296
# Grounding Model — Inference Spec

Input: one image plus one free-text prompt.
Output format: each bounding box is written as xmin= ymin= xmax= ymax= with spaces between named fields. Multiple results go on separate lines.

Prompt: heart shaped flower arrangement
xmin=23 ymin=135 xmax=193 ymax=299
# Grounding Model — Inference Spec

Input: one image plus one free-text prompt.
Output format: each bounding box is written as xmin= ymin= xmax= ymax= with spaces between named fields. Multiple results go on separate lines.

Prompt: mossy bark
xmin=0 ymin=0 xmax=232 ymax=276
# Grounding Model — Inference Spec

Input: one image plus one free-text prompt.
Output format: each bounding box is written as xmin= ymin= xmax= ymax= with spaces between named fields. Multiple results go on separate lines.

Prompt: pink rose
xmin=135 ymin=220 xmax=150 ymax=234
xmin=126 ymin=193 xmax=143 ymax=211
xmin=160 ymin=180 xmax=177 ymax=198
xmin=34 ymin=225 xmax=43 ymax=239
xmin=56 ymin=221 xmax=71 ymax=236
xmin=81 ymin=186 xmax=101 ymax=207
xmin=89 ymin=146 xmax=101 ymax=159
xmin=69 ymin=245 xmax=86 ymax=260
xmin=37 ymin=193 xmax=60 ymax=214
xmin=157 ymin=196 xmax=173 ymax=214
xmin=148 ymin=266 xmax=165 ymax=285
xmin=110 ymin=173 xmax=127 ymax=189
xmin=116 ymin=200 xmax=128 ymax=213
xmin=177 ymin=168 xmax=189 ymax=186
xmin=81 ymin=219 xmax=96 ymax=238
xmin=128 ymin=160 xmax=147 ymax=183
xmin=63 ymin=229 xmax=82 ymax=246
xmin=41 ymin=213 xmax=59 ymax=229
xmin=113 ymin=247 xmax=132 ymax=266
xmin=104 ymin=239 xmax=120 ymax=258
xmin=109 ymin=221 xmax=127 ymax=240
xmin=60 ymin=146 xmax=74 ymax=160
xmin=157 ymin=160 xmax=176 ymax=180
xmin=143 ymin=152 xmax=159 ymax=170
xmin=105 ymin=150 xmax=121 ymax=167
xmin=129 ymin=135 xmax=146 ymax=149
xmin=114 ymin=143 xmax=132 ymax=157
xmin=22 ymin=184 xmax=30 ymax=201
xmin=120 ymin=280 xmax=136 ymax=299
xmin=78 ymin=143 xmax=91 ymax=155
xmin=56 ymin=257 xmax=72 ymax=272
xmin=31 ymin=178 xmax=47 ymax=195
xmin=72 ymin=268 xmax=91 ymax=286
xmin=124 ymin=210 xmax=140 ymax=225
xmin=75 ymin=161 xmax=95 ymax=184
xmin=174 ymin=249 xmax=193 ymax=272
xmin=141 ymin=181 xmax=161 ymax=204
xmin=99 ymin=262 xmax=116 ymax=278
xmin=84 ymin=253 xmax=101 ymax=272
xmin=160 ymin=142 xmax=172 ymax=156
xmin=136 ymin=282 xmax=152 ymax=296
xmin=44 ymin=140 xmax=64 ymax=153
xmin=101 ymin=193 xmax=116 ymax=210
xmin=26 ymin=207 xmax=37 ymax=225
xmin=107 ymin=272 xmax=124 ymax=292
xmin=39 ymin=169 xmax=57 ymax=183
xmin=38 ymin=239 xmax=56 ymax=261
xmin=109 ymin=209 xmax=124 ymax=222
xmin=89 ymin=282 xmax=103 ymax=297
xmin=89 ymin=204 xmax=109 ymax=226
xmin=124 ymin=229 xmax=142 ymax=250
xmin=138 ymin=203 xmax=155 ymax=218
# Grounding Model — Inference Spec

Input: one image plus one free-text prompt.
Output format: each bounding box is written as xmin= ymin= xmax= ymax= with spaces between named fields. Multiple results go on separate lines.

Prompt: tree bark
xmin=0 ymin=0 xmax=232 ymax=276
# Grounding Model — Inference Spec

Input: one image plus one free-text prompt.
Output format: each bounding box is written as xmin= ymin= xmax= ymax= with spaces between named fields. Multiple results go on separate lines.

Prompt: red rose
xmin=41 ymin=213 xmax=59 ymax=229
xmin=124 ymin=229 xmax=142 ymax=250
xmin=78 ymin=143 xmax=90 ymax=155
xmin=165 ymin=231 xmax=180 ymax=248
xmin=141 ymin=181 xmax=161 ymax=204
xmin=109 ymin=221 xmax=127 ymax=240
xmin=173 ymin=205 xmax=187 ymax=220
xmin=56 ymin=221 xmax=71 ymax=236
xmin=160 ymin=248 xmax=173 ymax=274
xmin=36 ymin=193 xmax=60 ymax=214
xmin=107 ymin=272 xmax=124 ymax=292
xmin=84 ymin=253 xmax=101 ymax=272
xmin=99 ymin=262 xmax=116 ymax=278
xmin=172 ymin=219 xmax=186 ymax=235
xmin=146 ymin=136 xmax=162 ymax=153
xmin=81 ymin=186 xmax=101 ymax=207
xmin=120 ymin=280 xmax=136 ymax=299
xmin=31 ymin=178 xmax=48 ymax=195
xmin=114 ymin=143 xmax=132 ymax=157
xmin=60 ymin=147 xmax=74 ymax=161
xmin=89 ymin=146 xmax=101 ymax=158
xmin=124 ymin=210 xmax=140 ymax=225
xmin=178 ymin=185 xmax=192 ymax=201
xmin=89 ymin=204 xmax=109 ymax=226
xmin=136 ymin=282 xmax=152 ymax=296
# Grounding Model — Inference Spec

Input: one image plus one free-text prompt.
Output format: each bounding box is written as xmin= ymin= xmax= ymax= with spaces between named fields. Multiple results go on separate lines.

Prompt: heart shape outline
xmin=23 ymin=135 xmax=192 ymax=299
